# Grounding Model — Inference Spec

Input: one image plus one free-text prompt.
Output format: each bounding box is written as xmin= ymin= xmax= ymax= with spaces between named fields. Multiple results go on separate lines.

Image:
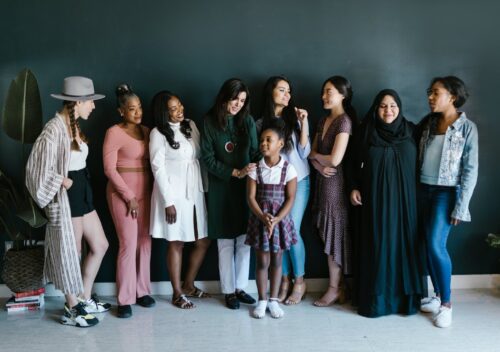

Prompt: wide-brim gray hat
xmin=51 ymin=76 xmax=105 ymax=101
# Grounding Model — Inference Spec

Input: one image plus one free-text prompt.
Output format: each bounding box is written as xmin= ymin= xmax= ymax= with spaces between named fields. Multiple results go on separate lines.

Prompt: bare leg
xmin=72 ymin=211 xmax=109 ymax=300
xmin=278 ymin=275 xmax=291 ymax=302
xmin=255 ymin=250 xmax=270 ymax=301
xmin=314 ymin=255 xmax=343 ymax=306
xmin=286 ymin=274 xmax=307 ymax=305
xmin=65 ymin=294 xmax=79 ymax=308
xmin=269 ymin=251 xmax=283 ymax=299
xmin=167 ymin=241 xmax=184 ymax=298
xmin=183 ymin=238 xmax=211 ymax=292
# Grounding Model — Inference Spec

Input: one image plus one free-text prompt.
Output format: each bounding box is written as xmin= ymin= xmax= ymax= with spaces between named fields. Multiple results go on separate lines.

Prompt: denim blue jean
xmin=420 ymin=184 xmax=457 ymax=304
xmin=282 ymin=176 xmax=310 ymax=277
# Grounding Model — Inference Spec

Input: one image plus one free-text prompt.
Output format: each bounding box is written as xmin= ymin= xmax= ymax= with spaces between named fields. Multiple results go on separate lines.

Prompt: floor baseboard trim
xmin=1 ymin=274 xmax=498 ymax=297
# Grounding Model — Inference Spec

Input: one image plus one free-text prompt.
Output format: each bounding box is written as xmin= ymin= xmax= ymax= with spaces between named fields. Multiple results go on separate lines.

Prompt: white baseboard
xmin=1 ymin=274 xmax=499 ymax=298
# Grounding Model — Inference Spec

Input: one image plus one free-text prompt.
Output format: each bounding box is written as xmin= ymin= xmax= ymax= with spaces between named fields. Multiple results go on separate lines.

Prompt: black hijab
xmin=363 ymin=89 xmax=413 ymax=147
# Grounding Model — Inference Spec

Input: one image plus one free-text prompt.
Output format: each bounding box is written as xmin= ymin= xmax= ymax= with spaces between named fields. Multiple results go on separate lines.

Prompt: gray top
xmin=420 ymin=134 xmax=445 ymax=185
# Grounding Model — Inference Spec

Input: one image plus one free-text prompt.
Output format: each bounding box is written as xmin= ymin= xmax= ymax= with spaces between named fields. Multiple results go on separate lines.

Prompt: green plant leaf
xmin=486 ymin=233 xmax=500 ymax=249
xmin=2 ymin=68 xmax=43 ymax=144
xmin=0 ymin=169 xmax=22 ymax=206
xmin=16 ymin=197 xmax=47 ymax=228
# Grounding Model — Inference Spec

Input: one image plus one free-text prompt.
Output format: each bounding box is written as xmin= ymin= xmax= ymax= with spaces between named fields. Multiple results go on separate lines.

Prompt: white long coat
xmin=25 ymin=114 xmax=83 ymax=295
xmin=149 ymin=120 xmax=207 ymax=242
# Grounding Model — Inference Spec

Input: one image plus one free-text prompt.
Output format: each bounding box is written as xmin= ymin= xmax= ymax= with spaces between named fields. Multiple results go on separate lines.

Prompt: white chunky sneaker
xmin=252 ymin=300 xmax=267 ymax=319
xmin=80 ymin=293 xmax=111 ymax=313
xmin=433 ymin=306 xmax=452 ymax=328
xmin=268 ymin=298 xmax=284 ymax=319
xmin=420 ymin=296 xmax=441 ymax=314
xmin=60 ymin=302 xmax=99 ymax=327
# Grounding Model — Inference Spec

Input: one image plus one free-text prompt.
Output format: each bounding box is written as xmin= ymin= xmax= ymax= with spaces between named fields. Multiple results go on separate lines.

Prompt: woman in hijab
xmin=350 ymin=89 xmax=424 ymax=318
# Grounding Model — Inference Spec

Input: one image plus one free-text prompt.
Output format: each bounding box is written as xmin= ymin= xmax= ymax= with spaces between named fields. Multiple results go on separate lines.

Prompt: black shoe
xmin=236 ymin=290 xmax=256 ymax=304
xmin=136 ymin=295 xmax=156 ymax=308
xmin=137 ymin=295 xmax=156 ymax=308
xmin=117 ymin=305 xmax=132 ymax=318
xmin=225 ymin=293 xmax=240 ymax=310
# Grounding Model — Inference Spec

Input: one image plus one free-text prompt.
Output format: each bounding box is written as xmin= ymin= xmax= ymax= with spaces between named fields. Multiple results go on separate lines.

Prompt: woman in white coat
xmin=149 ymin=91 xmax=211 ymax=309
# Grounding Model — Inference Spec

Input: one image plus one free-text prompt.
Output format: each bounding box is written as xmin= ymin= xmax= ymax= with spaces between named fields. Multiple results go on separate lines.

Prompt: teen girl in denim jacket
xmin=418 ymin=76 xmax=478 ymax=328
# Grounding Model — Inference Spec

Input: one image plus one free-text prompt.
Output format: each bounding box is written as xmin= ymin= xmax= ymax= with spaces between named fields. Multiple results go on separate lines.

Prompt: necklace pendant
xmin=225 ymin=141 xmax=235 ymax=153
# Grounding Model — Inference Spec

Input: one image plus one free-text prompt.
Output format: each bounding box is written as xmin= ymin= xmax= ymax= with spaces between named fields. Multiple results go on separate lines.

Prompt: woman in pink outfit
xmin=103 ymin=84 xmax=155 ymax=318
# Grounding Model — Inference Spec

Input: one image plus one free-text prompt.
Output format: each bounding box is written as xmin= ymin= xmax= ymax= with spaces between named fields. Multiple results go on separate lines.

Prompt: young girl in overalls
xmin=246 ymin=122 xmax=298 ymax=319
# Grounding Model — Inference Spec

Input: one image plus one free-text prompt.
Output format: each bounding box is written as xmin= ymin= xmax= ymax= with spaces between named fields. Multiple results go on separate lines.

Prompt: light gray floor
xmin=0 ymin=289 xmax=499 ymax=352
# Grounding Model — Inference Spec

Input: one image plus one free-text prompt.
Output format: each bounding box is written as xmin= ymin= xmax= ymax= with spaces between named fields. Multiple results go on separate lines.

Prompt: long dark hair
xmin=151 ymin=91 xmax=192 ymax=149
xmin=261 ymin=76 xmax=299 ymax=151
xmin=321 ymin=75 xmax=359 ymax=126
xmin=207 ymin=78 xmax=250 ymax=137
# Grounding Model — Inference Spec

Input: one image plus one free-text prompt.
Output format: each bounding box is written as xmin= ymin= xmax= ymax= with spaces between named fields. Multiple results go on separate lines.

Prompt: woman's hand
xmin=234 ymin=163 xmax=257 ymax=179
xmin=350 ymin=190 xmax=362 ymax=206
xmin=165 ymin=205 xmax=177 ymax=224
xmin=320 ymin=166 xmax=336 ymax=178
xmin=311 ymin=158 xmax=336 ymax=177
xmin=295 ymin=107 xmax=308 ymax=122
xmin=127 ymin=198 xmax=139 ymax=219
xmin=451 ymin=217 xmax=461 ymax=226
xmin=62 ymin=177 xmax=73 ymax=190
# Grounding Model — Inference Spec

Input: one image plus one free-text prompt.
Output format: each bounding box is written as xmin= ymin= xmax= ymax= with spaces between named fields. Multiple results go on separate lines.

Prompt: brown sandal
xmin=173 ymin=294 xmax=195 ymax=309
xmin=313 ymin=285 xmax=345 ymax=307
xmin=184 ymin=286 xmax=211 ymax=298
xmin=285 ymin=281 xmax=307 ymax=305
xmin=277 ymin=278 xmax=291 ymax=302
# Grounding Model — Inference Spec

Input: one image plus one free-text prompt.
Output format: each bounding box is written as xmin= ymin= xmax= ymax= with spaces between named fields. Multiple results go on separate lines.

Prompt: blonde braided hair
xmin=64 ymin=101 xmax=88 ymax=151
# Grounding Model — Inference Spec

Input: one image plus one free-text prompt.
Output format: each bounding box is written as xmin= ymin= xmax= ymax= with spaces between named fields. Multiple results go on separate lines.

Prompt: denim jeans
xmin=420 ymin=184 xmax=457 ymax=303
xmin=282 ymin=176 xmax=310 ymax=278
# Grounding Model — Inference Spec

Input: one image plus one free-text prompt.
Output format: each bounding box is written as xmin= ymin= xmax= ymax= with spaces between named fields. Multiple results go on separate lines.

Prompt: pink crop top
xmin=103 ymin=125 xmax=150 ymax=201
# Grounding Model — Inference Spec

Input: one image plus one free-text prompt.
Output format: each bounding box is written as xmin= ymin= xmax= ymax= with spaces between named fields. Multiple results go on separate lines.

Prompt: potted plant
xmin=0 ymin=69 xmax=47 ymax=292
xmin=486 ymin=233 xmax=500 ymax=249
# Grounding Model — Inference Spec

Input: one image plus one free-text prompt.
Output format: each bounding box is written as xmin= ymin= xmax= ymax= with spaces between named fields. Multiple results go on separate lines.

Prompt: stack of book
xmin=5 ymin=287 xmax=45 ymax=313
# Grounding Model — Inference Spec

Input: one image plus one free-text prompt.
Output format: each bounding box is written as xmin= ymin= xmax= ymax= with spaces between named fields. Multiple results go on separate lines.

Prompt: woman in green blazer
xmin=201 ymin=78 xmax=260 ymax=309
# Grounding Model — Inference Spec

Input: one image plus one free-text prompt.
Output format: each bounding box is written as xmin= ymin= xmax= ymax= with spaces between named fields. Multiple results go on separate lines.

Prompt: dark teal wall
xmin=1 ymin=0 xmax=499 ymax=282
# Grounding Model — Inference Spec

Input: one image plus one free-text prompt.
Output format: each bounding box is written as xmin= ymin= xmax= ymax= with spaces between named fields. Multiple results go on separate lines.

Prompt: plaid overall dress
xmin=245 ymin=160 xmax=297 ymax=252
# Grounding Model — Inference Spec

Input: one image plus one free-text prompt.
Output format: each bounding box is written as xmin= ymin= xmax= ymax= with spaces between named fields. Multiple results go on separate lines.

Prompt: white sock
xmin=268 ymin=298 xmax=284 ymax=319
xmin=253 ymin=300 xmax=267 ymax=319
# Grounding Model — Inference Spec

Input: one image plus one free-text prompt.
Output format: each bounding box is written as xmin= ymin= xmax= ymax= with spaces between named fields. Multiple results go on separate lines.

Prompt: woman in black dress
xmin=350 ymin=89 xmax=424 ymax=318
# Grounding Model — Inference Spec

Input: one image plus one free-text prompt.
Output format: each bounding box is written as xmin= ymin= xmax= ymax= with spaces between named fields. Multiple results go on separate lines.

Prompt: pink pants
xmin=106 ymin=172 xmax=152 ymax=305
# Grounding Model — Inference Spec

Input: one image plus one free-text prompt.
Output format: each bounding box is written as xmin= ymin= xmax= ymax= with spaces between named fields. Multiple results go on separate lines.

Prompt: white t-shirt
xmin=248 ymin=157 xmax=297 ymax=184
xmin=68 ymin=142 xmax=88 ymax=171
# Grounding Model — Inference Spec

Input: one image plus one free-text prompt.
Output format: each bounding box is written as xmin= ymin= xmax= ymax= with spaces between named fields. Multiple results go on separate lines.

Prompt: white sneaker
xmin=268 ymin=299 xmax=284 ymax=319
xmin=420 ymin=296 xmax=441 ymax=314
xmin=252 ymin=300 xmax=267 ymax=319
xmin=433 ymin=306 xmax=452 ymax=328
xmin=80 ymin=294 xmax=111 ymax=313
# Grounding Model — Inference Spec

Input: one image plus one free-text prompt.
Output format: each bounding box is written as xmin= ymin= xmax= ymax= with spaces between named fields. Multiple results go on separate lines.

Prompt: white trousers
xmin=217 ymin=234 xmax=250 ymax=294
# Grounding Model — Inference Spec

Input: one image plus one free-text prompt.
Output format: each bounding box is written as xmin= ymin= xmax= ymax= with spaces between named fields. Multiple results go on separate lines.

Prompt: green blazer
xmin=200 ymin=114 xmax=260 ymax=239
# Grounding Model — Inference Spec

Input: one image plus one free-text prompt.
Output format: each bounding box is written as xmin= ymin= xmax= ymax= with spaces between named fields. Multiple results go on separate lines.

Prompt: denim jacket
xmin=418 ymin=112 xmax=478 ymax=221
